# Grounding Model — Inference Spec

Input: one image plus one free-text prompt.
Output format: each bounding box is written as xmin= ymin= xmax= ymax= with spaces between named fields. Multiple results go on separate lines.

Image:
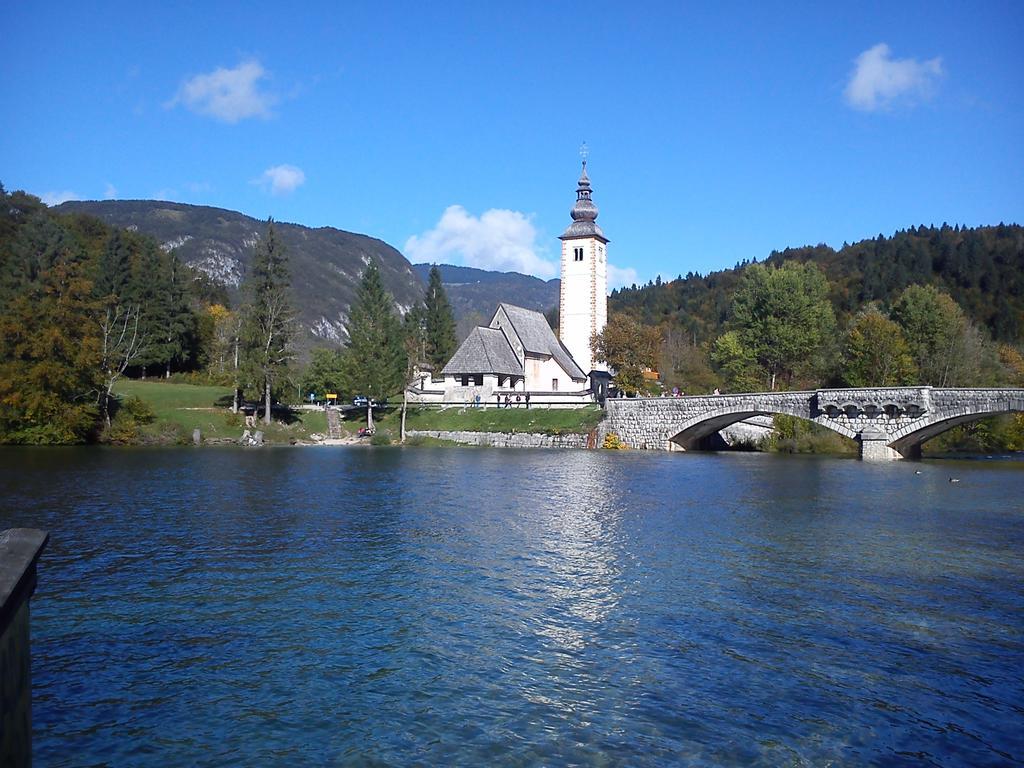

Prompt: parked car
xmin=352 ymin=396 xmax=388 ymax=408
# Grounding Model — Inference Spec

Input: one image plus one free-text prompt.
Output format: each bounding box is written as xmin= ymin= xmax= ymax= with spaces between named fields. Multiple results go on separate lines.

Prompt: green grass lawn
xmin=113 ymin=380 xmax=328 ymax=444
xmin=403 ymin=404 xmax=603 ymax=434
xmin=109 ymin=381 xmax=603 ymax=445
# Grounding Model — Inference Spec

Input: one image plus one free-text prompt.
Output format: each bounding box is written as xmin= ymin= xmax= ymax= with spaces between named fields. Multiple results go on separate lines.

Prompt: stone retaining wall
xmin=406 ymin=430 xmax=592 ymax=449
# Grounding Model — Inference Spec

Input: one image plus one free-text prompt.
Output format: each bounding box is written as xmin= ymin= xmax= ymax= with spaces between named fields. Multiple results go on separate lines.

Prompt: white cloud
xmin=607 ymin=264 xmax=639 ymax=291
xmin=169 ymin=59 xmax=276 ymax=123
xmin=41 ymin=190 xmax=80 ymax=206
xmin=255 ymin=164 xmax=306 ymax=196
xmin=844 ymin=43 xmax=942 ymax=112
xmin=103 ymin=183 xmax=117 ymax=199
xmin=405 ymin=205 xmax=558 ymax=278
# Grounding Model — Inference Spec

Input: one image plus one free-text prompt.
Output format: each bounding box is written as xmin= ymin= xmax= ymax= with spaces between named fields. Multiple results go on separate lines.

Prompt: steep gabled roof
xmin=441 ymin=326 xmax=522 ymax=376
xmin=494 ymin=304 xmax=587 ymax=380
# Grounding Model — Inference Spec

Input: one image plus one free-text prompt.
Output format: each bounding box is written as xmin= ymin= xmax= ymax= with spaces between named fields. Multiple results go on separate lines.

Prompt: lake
xmin=1 ymin=446 xmax=1022 ymax=766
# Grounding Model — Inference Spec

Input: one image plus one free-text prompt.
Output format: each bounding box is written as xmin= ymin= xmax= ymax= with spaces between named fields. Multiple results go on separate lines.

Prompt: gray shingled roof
xmin=441 ymin=326 xmax=522 ymax=376
xmin=496 ymin=304 xmax=587 ymax=380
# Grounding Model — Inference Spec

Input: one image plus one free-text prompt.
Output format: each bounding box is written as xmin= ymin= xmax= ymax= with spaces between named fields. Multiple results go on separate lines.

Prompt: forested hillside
xmin=1 ymin=188 xmax=216 ymax=442
xmin=57 ymin=199 xmax=424 ymax=348
xmin=412 ymin=263 xmax=560 ymax=339
xmin=612 ymin=224 xmax=1024 ymax=345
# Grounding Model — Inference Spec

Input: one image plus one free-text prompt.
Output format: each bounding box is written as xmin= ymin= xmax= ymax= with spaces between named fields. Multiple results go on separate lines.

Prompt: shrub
xmin=120 ymin=395 xmax=156 ymax=425
xmin=370 ymin=431 xmax=392 ymax=446
xmin=602 ymin=432 xmax=628 ymax=450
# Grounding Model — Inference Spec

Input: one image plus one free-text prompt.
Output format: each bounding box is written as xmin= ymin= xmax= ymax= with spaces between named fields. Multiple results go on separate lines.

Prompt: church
xmin=408 ymin=159 xmax=609 ymax=406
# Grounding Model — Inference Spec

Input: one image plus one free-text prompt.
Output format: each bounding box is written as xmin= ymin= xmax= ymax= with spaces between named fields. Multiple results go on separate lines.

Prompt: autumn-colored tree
xmin=0 ymin=259 xmax=102 ymax=443
xmin=591 ymin=313 xmax=662 ymax=396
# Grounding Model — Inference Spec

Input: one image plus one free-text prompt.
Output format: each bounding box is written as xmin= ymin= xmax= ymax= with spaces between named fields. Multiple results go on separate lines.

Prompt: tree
xmin=891 ymin=284 xmax=966 ymax=386
xmin=340 ymin=262 xmax=407 ymax=429
xmin=729 ymin=262 xmax=835 ymax=390
xmin=423 ymin=266 xmax=457 ymax=370
xmin=710 ymin=331 xmax=762 ymax=392
xmin=402 ymin=303 xmax=427 ymax=369
xmin=591 ymin=312 xmax=662 ymax=396
xmin=300 ymin=348 xmax=346 ymax=400
xmin=240 ymin=221 xmax=295 ymax=424
xmin=660 ymin=325 xmax=720 ymax=393
xmin=202 ymin=304 xmax=236 ymax=381
xmin=94 ymin=232 xmax=148 ymax=424
xmin=0 ymin=253 xmax=102 ymax=443
xmin=94 ymin=230 xmax=132 ymax=301
xmin=840 ymin=308 xmax=916 ymax=387
xmin=126 ymin=241 xmax=167 ymax=378
xmin=156 ymin=252 xmax=194 ymax=378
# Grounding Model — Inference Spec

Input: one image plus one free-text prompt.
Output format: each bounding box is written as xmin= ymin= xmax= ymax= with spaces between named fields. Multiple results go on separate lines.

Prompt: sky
xmin=3 ymin=2 xmax=1022 ymax=288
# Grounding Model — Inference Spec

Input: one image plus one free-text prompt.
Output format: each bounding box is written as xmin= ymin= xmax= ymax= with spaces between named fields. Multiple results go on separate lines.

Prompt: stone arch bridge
xmin=600 ymin=387 xmax=1024 ymax=460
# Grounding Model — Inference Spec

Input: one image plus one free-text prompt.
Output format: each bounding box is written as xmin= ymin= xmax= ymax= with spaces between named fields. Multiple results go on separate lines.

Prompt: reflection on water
xmin=1 ymin=447 xmax=1022 ymax=766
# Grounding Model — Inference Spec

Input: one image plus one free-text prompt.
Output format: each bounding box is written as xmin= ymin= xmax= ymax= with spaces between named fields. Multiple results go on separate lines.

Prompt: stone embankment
xmin=406 ymin=430 xmax=592 ymax=449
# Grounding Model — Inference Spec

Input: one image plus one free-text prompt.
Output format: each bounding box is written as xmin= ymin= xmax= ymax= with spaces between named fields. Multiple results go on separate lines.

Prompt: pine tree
xmin=340 ymin=261 xmax=407 ymax=429
xmin=240 ymin=220 xmax=295 ymax=425
xmin=157 ymin=252 xmax=195 ymax=378
xmin=127 ymin=241 xmax=166 ymax=378
xmin=423 ymin=265 xmax=457 ymax=370
xmin=95 ymin=230 xmax=132 ymax=303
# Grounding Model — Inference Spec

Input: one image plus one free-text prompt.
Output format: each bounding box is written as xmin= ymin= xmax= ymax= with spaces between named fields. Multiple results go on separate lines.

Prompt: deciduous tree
xmin=591 ymin=312 xmax=662 ymax=396
xmin=729 ymin=262 xmax=835 ymax=390
xmin=710 ymin=331 xmax=762 ymax=392
xmin=891 ymin=284 xmax=966 ymax=386
xmin=301 ymin=348 xmax=346 ymax=400
xmin=840 ymin=308 xmax=916 ymax=387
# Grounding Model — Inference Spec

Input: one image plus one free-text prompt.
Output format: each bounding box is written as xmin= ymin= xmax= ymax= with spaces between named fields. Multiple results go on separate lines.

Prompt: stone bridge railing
xmin=600 ymin=387 xmax=1024 ymax=460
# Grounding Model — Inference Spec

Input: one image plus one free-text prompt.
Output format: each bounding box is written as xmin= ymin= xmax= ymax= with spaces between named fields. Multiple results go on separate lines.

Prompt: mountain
xmin=412 ymin=263 xmax=560 ymax=331
xmin=56 ymin=200 xmax=425 ymax=348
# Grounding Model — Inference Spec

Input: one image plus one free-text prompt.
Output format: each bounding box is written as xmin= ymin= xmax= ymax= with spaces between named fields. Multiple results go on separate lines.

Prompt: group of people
xmin=664 ymin=387 xmax=721 ymax=397
xmin=494 ymin=392 xmax=530 ymax=409
xmin=468 ymin=392 xmax=531 ymax=408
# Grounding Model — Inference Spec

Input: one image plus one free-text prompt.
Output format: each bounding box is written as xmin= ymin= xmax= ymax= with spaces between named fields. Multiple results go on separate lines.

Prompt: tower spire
xmin=560 ymin=148 xmax=605 ymax=241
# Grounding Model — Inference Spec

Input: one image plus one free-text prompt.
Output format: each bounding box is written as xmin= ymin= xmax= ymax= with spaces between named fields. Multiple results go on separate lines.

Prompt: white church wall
xmin=525 ymin=354 xmax=583 ymax=393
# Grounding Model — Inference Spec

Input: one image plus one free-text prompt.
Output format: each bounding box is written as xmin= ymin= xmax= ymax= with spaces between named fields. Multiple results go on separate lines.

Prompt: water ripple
xmin=1 ymin=447 xmax=1022 ymax=766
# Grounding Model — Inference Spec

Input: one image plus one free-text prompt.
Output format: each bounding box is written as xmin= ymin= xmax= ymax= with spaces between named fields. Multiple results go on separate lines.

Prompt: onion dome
xmin=560 ymin=160 xmax=607 ymax=241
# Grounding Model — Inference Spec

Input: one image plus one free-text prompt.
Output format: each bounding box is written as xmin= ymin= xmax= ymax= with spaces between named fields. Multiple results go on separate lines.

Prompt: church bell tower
xmin=558 ymin=153 xmax=608 ymax=378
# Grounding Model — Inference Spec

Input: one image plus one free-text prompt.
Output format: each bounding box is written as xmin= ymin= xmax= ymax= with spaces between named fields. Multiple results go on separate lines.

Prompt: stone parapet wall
xmin=927 ymin=388 xmax=1024 ymax=411
xmin=406 ymin=430 xmax=591 ymax=449
xmin=600 ymin=388 xmax=1024 ymax=459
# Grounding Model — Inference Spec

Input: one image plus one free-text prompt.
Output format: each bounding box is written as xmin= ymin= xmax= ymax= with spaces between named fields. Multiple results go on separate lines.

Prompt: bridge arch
xmin=665 ymin=404 xmax=858 ymax=450
xmin=888 ymin=404 xmax=1024 ymax=456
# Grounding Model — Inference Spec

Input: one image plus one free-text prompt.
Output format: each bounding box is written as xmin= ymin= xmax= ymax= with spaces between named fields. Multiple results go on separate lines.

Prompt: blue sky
xmin=3 ymin=2 xmax=1022 ymax=287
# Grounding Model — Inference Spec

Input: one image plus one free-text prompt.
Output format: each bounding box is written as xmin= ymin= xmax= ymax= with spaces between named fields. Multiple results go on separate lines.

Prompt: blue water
xmin=1 ymin=447 xmax=1023 ymax=766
